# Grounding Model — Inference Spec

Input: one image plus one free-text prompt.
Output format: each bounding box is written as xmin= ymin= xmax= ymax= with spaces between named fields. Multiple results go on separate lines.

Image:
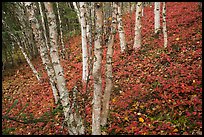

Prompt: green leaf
xmin=17 ymin=103 xmax=29 ymax=117
xmin=5 ymin=99 xmax=18 ymax=115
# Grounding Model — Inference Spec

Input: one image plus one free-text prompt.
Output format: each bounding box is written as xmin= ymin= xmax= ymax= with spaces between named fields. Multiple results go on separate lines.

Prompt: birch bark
xmin=73 ymin=2 xmax=89 ymax=82
xmin=25 ymin=2 xmax=59 ymax=104
xmin=162 ymin=2 xmax=167 ymax=48
xmin=101 ymin=2 xmax=117 ymax=126
xmin=19 ymin=43 xmax=41 ymax=81
xmin=79 ymin=2 xmax=88 ymax=82
xmin=116 ymin=2 xmax=127 ymax=53
xmin=44 ymin=2 xmax=84 ymax=134
xmin=3 ymin=9 xmax=41 ymax=82
xmin=56 ymin=2 xmax=66 ymax=59
xmin=92 ymin=2 xmax=103 ymax=135
xmin=133 ymin=2 xmax=142 ymax=50
xmin=154 ymin=2 xmax=161 ymax=34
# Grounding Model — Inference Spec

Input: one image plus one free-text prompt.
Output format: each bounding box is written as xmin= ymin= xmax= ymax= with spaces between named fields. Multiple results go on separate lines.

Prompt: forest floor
xmin=2 ymin=2 xmax=202 ymax=135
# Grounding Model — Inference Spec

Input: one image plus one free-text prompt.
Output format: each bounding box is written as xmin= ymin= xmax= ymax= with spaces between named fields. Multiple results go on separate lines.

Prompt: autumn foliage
xmin=2 ymin=2 xmax=202 ymax=135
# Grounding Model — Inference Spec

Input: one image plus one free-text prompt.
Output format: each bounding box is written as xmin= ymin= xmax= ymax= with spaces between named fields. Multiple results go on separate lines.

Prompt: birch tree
xmin=18 ymin=41 xmax=41 ymax=81
xmin=92 ymin=2 xmax=103 ymax=135
xmin=116 ymin=2 xmax=127 ymax=53
xmin=15 ymin=3 xmax=36 ymax=60
xmin=162 ymin=2 xmax=167 ymax=48
xmin=73 ymin=2 xmax=89 ymax=82
xmin=44 ymin=2 xmax=84 ymax=134
xmin=85 ymin=2 xmax=93 ymax=60
xmin=133 ymin=2 xmax=142 ymax=50
xmin=25 ymin=2 xmax=59 ymax=104
xmin=79 ymin=2 xmax=89 ymax=82
xmin=56 ymin=2 xmax=66 ymax=59
xmin=154 ymin=2 xmax=161 ymax=34
xmin=38 ymin=2 xmax=50 ymax=51
xmin=101 ymin=2 xmax=117 ymax=127
xmin=3 ymin=3 xmax=41 ymax=81
xmin=3 ymin=19 xmax=41 ymax=82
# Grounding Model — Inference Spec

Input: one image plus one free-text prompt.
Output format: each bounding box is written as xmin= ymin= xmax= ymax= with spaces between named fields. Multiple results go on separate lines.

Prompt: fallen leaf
xmin=124 ymin=116 xmax=129 ymax=121
xmin=139 ymin=117 xmax=144 ymax=123
xmin=173 ymin=128 xmax=178 ymax=133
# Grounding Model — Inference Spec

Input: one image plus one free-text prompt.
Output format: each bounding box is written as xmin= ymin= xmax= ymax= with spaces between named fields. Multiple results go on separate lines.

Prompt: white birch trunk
xmin=19 ymin=44 xmax=41 ymax=81
xmin=133 ymin=2 xmax=142 ymax=50
xmin=101 ymin=2 xmax=117 ymax=126
xmin=16 ymin=3 xmax=35 ymax=59
xmin=25 ymin=2 xmax=59 ymax=104
xmin=74 ymin=2 xmax=89 ymax=82
xmin=38 ymin=3 xmax=49 ymax=50
xmin=56 ymin=2 xmax=66 ymax=59
xmin=154 ymin=2 xmax=161 ymax=34
xmin=92 ymin=2 xmax=103 ymax=135
xmin=44 ymin=2 xmax=84 ymax=135
xmin=85 ymin=3 xmax=91 ymax=44
xmin=4 ymin=8 xmax=41 ymax=82
xmin=73 ymin=2 xmax=81 ymax=24
xmin=86 ymin=2 xmax=93 ymax=76
xmin=131 ymin=2 xmax=136 ymax=12
xmin=79 ymin=2 xmax=88 ymax=82
xmin=142 ymin=3 xmax=144 ymax=16
xmin=162 ymin=2 xmax=167 ymax=48
xmin=116 ymin=2 xmax=127 ymax=53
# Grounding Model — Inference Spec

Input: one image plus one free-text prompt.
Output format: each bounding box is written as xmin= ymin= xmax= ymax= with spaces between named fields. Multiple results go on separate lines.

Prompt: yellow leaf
xmin=139 ymin=117 xmax=144 ymax=123
xmin=176 ymin=38 xmax=180 ymax=41
xmin=132 ymin=104 xmax=137 ymax=107
xmin=139 ymin=105 xmax=144 ymax=109
xmin=112 ymin=98 xmax=116 ymax=103
xmin=124 ymin=116 xmax=129 ymax=121
xmin=142 ymin=132 xmax=147 ymax=135
xmin=173 ymin=128 xmax=178 ymax=132
xmin=108 ymin=17 xmax=112 ymax=21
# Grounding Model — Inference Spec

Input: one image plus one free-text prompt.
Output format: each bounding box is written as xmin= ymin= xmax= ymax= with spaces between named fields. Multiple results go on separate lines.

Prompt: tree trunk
xmin=38 ymin=2 xmax=50 ymax=50
xmin=79 ymin=2 xmax=89 ymax=83
xmin=74 ymin=2 xmax=89 ymax=82
xmin=116 ymin=2 xmax=127 ymax=53
xmin=86 ymin=2 xmax=94 ymax=80
xmin=3 ymin=19 xmax=41 ymax=82
xmin=131 ymin=2 xmax=136 ymax=12
xmin=92 ymin=2 xmax=103 ymax=135
xmin=73 ymin=2 xmax=81 ymax=23
xmin=133 ymin=2 xmax=142 ymax=50
xmin=154 ymin=2 xmax=161 ymax=34
xmin=56 ymin=2 xmax=66 ymax=60
xmin=44 ymin=2 xmax=84 ymax=135
xmin=162 ymin=2 xmax=167 ymax=48
xmin=101 ymin=2 xmax=117 ymax=126
xmin=15 ymin=3 xmax=36 ymax=60
xmin=19 ymin=40 xmax=41 ymax=82
xmin=25 ymin=2 xmax=60 ymax=104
